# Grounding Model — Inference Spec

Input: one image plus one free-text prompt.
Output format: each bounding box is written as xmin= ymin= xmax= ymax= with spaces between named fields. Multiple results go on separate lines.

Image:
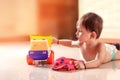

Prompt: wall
xmin=78 ymin=0 xmax=120 ymax=39
xmin=0 ymin=0 xmax=78 ymax=42
xmin=37 ymin=0 xmax=78 ymax=39
xmin=0 ymin=0 xmax=37 ymax=40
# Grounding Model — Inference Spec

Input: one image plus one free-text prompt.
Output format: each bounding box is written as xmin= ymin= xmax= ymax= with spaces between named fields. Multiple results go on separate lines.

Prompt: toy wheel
xmin=26 ymin=55 xmax=34 ymax=65
xmin=47 ymin=50 xmax=54 ymax=64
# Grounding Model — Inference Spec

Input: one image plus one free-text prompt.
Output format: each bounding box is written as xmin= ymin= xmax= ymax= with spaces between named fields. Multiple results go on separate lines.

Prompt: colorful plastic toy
xmin=26 ymin=35 xmax=54 ymax=66
xmin=52 ymin=57 xmax=84 ymax=71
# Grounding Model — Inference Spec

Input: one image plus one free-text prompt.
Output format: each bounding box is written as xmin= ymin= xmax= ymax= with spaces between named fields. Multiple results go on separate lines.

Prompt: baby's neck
xmin=85 ymin=39 xmax=98 ymax=49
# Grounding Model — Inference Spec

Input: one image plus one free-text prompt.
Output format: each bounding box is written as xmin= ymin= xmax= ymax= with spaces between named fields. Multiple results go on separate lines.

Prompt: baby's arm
xmin=74 ymin=60 xmax=86 ymax=70
xmin=75 ymin=43 xmax=107 ymax=69
xmin=52 ymin=37 xmax=79 ymax=47
xmin=58 ymin=39 xmax=72 ymax=47
xmin=85 ymin=43 xmax=106 ymax=68
xmin=74 ymin=59 xmax=102 ymax=69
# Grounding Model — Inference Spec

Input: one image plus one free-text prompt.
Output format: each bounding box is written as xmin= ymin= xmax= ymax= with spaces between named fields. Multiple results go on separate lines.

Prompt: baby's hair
xmin=78 ymin=12 xmax=103 ymax=38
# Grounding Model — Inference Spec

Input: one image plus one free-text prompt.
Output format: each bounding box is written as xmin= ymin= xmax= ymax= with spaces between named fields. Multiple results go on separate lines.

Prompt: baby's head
xmin=77 ymin=12 xmax=103 ymax=39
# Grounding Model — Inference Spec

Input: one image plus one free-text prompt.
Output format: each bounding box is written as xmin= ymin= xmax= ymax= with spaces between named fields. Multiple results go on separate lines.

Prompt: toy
xmin=26 ymin=35 xmax=54 ymax=66
xmin=52 ymin=57 xmax=84 ymax=71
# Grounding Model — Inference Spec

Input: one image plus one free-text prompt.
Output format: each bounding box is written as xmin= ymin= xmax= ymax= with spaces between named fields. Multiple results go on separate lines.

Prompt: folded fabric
xmin=108 ymin=43 xmax=120 ymax=50
xmin=52 ymin=57 xmax=84 ymax=71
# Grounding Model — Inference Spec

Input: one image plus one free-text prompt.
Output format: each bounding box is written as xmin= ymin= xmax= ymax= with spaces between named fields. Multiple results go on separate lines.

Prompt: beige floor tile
xmin=0 ymin=42 xmax=120 ymax=80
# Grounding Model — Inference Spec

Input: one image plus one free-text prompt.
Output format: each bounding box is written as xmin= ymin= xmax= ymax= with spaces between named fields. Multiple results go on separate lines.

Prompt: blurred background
xmin=0 ymin=0 xmax=120 ymax=42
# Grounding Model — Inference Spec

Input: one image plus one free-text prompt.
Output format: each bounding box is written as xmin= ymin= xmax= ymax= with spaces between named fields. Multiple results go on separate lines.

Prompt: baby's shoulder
xmin=96 ymin=41 xmax=106 ymax=50
xmin=96 ymin=41 xmax=103 ymax=46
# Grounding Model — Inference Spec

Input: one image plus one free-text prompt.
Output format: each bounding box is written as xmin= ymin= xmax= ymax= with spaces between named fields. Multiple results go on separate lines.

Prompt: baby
xmin=52 ymin=12 xmax=120 ymax=70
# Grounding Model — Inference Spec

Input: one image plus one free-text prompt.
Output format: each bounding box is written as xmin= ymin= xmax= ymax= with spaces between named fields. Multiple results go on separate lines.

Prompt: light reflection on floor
xmin=0 ymin=42 xmax=120 ymax=80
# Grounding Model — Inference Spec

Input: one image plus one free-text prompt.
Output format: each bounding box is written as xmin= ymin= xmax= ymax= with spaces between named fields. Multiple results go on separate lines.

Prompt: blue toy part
xmin=28 ymin=50 xmax=48 ymax=60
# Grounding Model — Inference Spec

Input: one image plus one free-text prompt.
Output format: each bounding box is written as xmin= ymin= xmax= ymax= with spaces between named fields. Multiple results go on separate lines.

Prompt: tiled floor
xmin=0 ymin=42 xmax=120 ymax=80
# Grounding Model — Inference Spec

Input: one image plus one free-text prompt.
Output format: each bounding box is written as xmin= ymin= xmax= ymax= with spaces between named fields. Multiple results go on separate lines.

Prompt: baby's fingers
xmin=74 ymin=61 xmax=81 ymax=70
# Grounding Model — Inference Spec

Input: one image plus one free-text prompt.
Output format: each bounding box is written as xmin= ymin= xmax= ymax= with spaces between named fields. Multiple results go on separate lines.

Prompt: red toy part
xmin=52 ymin=57 xmax=84 ymax=71
xmin=26 ymin=55 xmax=34 ymax=65
xmin=47 ymin=50 xmax=54 ymax=64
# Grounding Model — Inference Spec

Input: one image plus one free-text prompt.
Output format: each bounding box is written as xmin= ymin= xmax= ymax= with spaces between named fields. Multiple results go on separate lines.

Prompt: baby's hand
xmin=74 ymin=60 xmax=86 ymax=70
xmin=51 ymin=37 xmax=58 ymax=44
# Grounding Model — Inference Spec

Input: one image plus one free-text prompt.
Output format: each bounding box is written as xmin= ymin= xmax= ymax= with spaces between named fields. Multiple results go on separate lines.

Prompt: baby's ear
xmin=90 ymin=31 xmax=97 ymax=39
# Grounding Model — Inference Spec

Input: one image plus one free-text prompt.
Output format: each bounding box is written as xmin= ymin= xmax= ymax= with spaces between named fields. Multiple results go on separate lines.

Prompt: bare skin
xmin=52 ymin=24 xmax=120 ymax=69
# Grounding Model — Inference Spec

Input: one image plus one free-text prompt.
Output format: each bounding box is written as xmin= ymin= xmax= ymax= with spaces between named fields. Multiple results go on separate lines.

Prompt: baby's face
xmin=75 ymin=24 xmax=91 ymax=44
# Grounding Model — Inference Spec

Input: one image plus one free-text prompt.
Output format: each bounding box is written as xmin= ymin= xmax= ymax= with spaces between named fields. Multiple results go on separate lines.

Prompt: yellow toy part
xmin=30 ymin=35 xmax=52 ymax=50
xmin=30 ymin=35 xmax=52 ymax=47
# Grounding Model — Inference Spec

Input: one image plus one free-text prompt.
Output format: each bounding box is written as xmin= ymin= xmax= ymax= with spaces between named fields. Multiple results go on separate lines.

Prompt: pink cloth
xmin=52 ymin=57 xmax=83 ymax=71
